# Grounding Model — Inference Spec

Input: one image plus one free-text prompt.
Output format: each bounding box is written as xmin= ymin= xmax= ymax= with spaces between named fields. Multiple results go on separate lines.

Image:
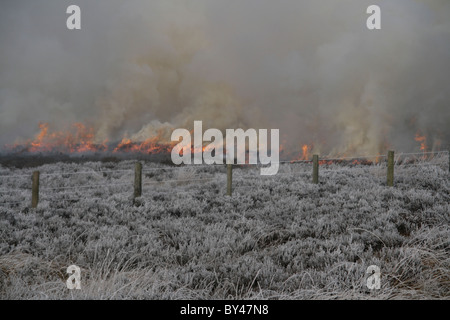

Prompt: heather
xmin=0 ymin=157 xmax=448 ymax=299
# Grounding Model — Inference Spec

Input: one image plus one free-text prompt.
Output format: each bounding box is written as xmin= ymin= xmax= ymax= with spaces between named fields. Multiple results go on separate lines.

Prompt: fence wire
xmin=0 ymin=150 xmax=448 ymax=207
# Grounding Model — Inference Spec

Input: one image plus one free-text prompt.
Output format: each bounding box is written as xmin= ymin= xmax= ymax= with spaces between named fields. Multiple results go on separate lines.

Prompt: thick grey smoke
xmin=1 ymin=0 xmax=449 ymax=156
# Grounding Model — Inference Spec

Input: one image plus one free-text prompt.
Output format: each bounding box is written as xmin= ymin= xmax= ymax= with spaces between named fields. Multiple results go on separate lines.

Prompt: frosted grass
xmin=0 ymin=157 xmax=448 ymax=299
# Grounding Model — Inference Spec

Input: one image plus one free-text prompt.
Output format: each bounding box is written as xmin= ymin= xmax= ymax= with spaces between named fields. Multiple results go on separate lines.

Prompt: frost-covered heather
xmin=0 ymin=157 xmax=449 ymax=300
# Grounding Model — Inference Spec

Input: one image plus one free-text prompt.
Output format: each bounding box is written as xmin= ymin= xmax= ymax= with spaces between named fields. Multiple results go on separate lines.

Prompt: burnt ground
xmin=0 ymin=152 xmax=174 ymax=169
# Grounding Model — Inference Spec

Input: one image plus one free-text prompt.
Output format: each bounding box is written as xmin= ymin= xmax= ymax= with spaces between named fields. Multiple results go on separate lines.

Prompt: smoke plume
xmin=1 ymin=0 xmax=449 ymax=156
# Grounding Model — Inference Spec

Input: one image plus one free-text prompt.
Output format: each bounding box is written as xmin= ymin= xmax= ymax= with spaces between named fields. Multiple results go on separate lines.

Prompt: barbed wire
xmin=395 ymin=163 xmax=446 ymax=167
xmin=0 ymin=150 xmax=446 ymax=198
xmin=140 ymin=189 xmax=206 ymax=196
xmin=40 ymin=189 xmax=128 ymax=196
xmin=278 ymin=159 xmax=312 ymax=163
xmin=0 ymin=201 xmax=24 ymax=206
xmin=0 ymin=174 xmax=33 ymax=178
xmin=40 ymin=182 xmax=130 ymax=191
xmin=142 ymin=177 xmax=218 ymax=185
xmin=0 ymin=162 xmax=443 ymax=192
xmin=0 ymin=170 xmax=132 ymax=179
xmin=40 ymin=169 xmax=133 ymax=177
xmin=0 ymin=150 xmax=447 ymax=178
xmin=396 ymin=151 xmax=449 ymax=156
xmin=39 ymin=197 xmax=104 ymax=203
xmin=143 ymin=163 xmax=226 ymax=171
xmin=0 ymin=189 xmax=29 ymax=194
xmin=319 ymin=154 xmax=387 ymax=161
xmin=234 ymin=160 xmax=312 ymax=165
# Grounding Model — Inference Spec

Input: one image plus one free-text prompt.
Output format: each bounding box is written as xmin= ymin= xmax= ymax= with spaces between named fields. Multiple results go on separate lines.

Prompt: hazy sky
xmin=1 ymin=0 xmax=449 ymax=155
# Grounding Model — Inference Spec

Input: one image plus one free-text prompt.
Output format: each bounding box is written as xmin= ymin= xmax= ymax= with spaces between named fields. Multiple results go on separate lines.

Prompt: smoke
xmin=1 ymin=0 xmax=449 ymax=156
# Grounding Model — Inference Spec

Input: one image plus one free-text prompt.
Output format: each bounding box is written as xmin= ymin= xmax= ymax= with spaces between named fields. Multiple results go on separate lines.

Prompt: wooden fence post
xmin=31 ymin=171 xmax=40 ymax=208
xmin=227 ymin=164 xmax=233 ymax=196
xmin=387 ymin=150 xmax=394 ymax=187
xmin=134 ymin=162 xmax=142 ymax=200
xmin=312 ymin=155 xmax=319 ymax=184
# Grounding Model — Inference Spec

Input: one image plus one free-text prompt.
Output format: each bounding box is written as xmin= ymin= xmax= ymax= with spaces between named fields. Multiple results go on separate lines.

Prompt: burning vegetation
xmin=2 ymin=122 xmax=445 ymax=167
xmin=5 ymin=122 xmax=173 ymax=156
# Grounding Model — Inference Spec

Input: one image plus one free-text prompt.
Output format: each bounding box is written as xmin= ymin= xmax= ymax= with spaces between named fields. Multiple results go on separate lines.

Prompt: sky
xmin=1 ymin=0 xmax=449 ymax=156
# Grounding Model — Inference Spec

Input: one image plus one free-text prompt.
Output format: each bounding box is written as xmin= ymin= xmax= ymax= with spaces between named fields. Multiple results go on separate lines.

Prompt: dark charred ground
xmin=0 ymin=152 xmax=174 ymax=169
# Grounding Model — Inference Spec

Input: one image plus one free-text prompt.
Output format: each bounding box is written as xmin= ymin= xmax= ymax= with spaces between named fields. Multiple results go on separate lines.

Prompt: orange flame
xmin=8 ymin=122 xmax=441 ymax=164
xmin=9 ymin=122 xmax=107 ymax=153
xmin=30 ymin=123 xmax=49 ymax=151
xmin=113 ymin=136 xmax=175 ymax=154
xmin=414 ymin=131 xmax=427 ymax=152
xmin=301 ymin=144 xmax=309 ymax=160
